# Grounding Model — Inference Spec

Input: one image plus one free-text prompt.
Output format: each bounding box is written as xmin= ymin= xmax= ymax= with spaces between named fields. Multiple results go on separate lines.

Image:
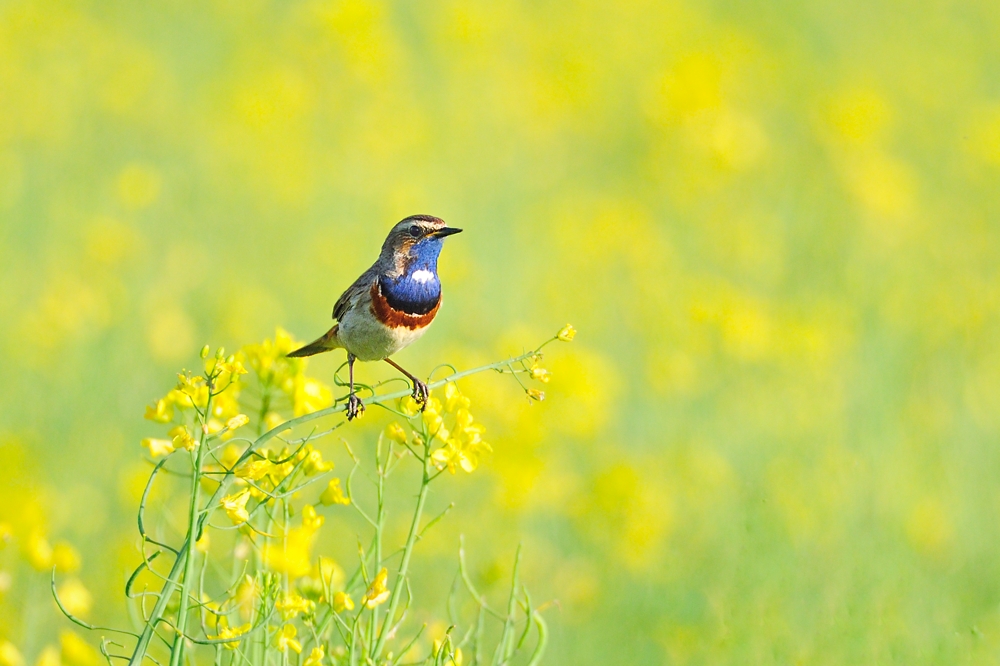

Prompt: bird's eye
xmin=408 ymin=225 xmax=422 ymax=238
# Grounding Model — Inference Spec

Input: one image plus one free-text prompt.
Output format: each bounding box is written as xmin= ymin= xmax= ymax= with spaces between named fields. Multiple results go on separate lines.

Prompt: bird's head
xmin=381 ymin=215 xmax=462 ymax=276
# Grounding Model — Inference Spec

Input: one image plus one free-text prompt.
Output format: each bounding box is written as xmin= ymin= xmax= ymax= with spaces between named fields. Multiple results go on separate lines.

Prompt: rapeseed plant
xmin=48 ymin=326 xmax=572 ymax=665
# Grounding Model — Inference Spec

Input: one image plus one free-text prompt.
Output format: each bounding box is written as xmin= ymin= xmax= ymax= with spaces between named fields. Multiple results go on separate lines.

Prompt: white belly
xmin=337 ymin=307 xmax=430 ymax=361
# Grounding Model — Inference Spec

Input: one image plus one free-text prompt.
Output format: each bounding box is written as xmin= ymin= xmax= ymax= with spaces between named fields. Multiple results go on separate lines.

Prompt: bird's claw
xmin=412 ymin=379 xmax=429 ymax=409
xmin=346 ymin=393 xmax=365 ymax=421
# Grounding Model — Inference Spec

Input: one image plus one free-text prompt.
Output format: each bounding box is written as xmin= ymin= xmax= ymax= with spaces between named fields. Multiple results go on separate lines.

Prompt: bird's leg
xmin=346 ymin=353 xmax=365 ymax=421
xmin=384 ymin=357 xmax=429 ymax=408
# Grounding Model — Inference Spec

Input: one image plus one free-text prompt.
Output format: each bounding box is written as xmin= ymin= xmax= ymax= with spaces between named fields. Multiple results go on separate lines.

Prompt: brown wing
xmin=332 ymin=263 xmax=380 ymax=321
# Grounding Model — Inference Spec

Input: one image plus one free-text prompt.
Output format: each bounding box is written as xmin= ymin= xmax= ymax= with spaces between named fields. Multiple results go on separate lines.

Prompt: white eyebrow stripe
xmin=410 ymin=269 xmax=436 ymax=284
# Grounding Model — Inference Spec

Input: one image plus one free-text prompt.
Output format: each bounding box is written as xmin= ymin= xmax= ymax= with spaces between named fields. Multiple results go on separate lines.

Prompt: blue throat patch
xmin=380 ymin=237 xmax=443 ymax=315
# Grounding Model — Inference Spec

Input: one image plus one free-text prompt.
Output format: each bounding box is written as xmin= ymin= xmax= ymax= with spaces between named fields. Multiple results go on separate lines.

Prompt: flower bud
xmin=526 ymin=388 xmax=545 ymax=402
xmin=530 ymin=365 xmax=551 ymax=383
xmin=200 ymin=345 xmax=210 ymax=359
xmin=557 ymin=324 xmax=576 ymax=342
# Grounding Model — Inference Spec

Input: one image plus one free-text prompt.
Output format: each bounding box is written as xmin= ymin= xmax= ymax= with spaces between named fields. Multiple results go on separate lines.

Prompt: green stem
xmin=524 ymin=613 xmax=547 ymax=666
xmin=281 ymin=497 xmax=290 ymax=666
xmin=368 ymin=437 xmax=386 ymax=660
xmin=493 ymin=545 xmax=521 ymax=666
xmin=371 ymin=438 xmax=433 ymax=659
xmin=170 ymin=405 xmax=212 ymax=666
xmin=127 ymin=540 xmax=190 ymax=666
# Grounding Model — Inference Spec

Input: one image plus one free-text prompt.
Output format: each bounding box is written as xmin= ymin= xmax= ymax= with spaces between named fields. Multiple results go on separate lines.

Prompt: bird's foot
xmin=346 ymin=393 xmax=365 ymax=421
xmin=412 ymin=378 xmax=430 ymax=409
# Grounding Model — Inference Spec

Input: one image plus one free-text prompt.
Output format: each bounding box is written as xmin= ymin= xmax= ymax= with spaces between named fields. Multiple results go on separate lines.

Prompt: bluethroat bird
xmin=288 ymin=215 xmax=462 ymax=420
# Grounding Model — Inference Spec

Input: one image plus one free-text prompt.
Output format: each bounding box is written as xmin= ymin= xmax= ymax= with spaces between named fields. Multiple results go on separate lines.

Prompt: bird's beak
xmin=432 ymin=227 xmax=463 ymax=238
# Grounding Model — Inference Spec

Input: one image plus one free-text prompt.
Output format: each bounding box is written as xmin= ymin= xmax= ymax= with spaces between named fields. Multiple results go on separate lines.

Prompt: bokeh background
xmin=3 ymin=0 xmax=1000 ymax=663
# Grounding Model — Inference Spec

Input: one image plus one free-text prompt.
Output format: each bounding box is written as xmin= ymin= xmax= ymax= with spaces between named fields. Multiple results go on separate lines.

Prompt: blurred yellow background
xmin=3 ymin=0 xmax=1000 ymax=663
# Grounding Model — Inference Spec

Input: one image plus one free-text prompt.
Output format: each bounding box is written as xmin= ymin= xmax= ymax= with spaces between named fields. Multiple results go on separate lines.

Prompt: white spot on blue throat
xmin=410 ymin=269 xmax=435 ymax=284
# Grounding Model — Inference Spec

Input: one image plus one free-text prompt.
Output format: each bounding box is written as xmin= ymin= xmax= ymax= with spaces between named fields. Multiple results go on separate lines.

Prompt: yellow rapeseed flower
xmin=221 ymin=489 xmax=251 ymax=524
xmin=400 ymin=395 xmax=421 ymax=416
xmin=235 ymin=459 xmax=270 ymax=481
xmin=56 ymin=578 xmax=92 ymax=616
xmin=143 ymin=399 xmax=173 ymax=423
xmin=266 ymin=454 xmax=294 ymax=486
xmin=431 ymin=441 xmax=463 ymax=475
xmin=332 ymin=590 xmax=355 ymax=612
xmin=276 ymin=592 xmax=315 ymax=619
xmin=320 ymin=478 xmax=350 ymax=506
xmin=0 ymin=641 xmax=23 ymax=666
xmin=293 ymin=376 xmax=333 ymax=416
xmin=460 ymin=439 xmax=492 ymax=473
xmin=526 ymin=388 xmax=545 ymax=402
xmin=454 ymin=408 xmax=474 ymax=431
xmin=303 ymin=448 xmax=333 ymax=475
xmin=557 ymin=324 xmax=577 ymax=341
xmin=385 ymin=422 xmax=408 ymax=444
xmin=168 ymin=425 xmax=198 ymax=452
xmin=432 ymin=438 xmax=492 ymax=474
xmin=530 ymin=365 xmax=551 ymax=383
xmin=301 ymin=505 xmax=324 ymax=531
xmin=210 ymin=622 xmax=250 ymax=650
xmin=175 ymin=373 xmax=209 ymax=408
xmin=276 ymin=625 xmax=302 ymax=654
xmin=218 ymin=358 xmax=248 ymax=378
xmin=423 ymin=405 xmax=449 ymax=440
xmin=141 ymin=437 xmax=175 ymax=458
xmin=243 ymin=328 xmax=301 ymax=382
xmin=303 ymin=647 xmax=325 ymax=666
xmin=177 ymin=371 xmax=205 ymax=389
xmin=163 ymin=388 xmax=188 ymax=406
xmin=361 ymin=568 xmax=390 ymax=609
xmin=226 ymin=414 xmax=250 ymax=431
xmin=444 ymin=383 xmax=471 ymax=412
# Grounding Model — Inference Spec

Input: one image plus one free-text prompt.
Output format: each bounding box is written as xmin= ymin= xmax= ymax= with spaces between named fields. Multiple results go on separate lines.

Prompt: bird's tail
xmin=287 ymin=325 xmax=342 ymax=358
